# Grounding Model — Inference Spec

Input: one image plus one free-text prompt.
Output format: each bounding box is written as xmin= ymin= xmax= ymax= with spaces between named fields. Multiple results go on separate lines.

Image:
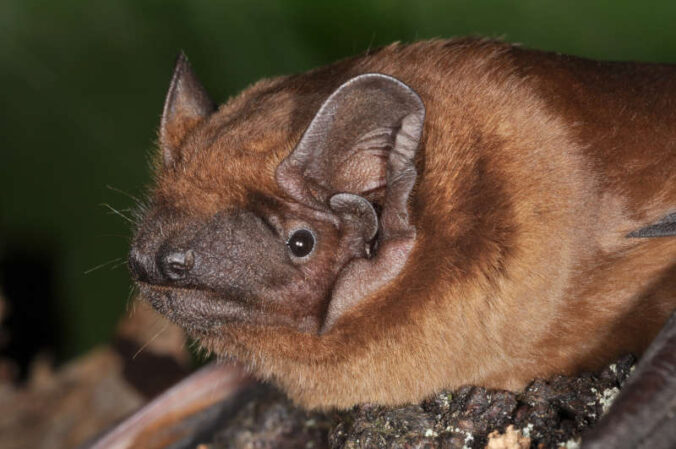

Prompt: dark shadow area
xmin=113 ymin=336 xmax=190 ymax=399
xmin=0 ymin=238 xmax=62 ymax=380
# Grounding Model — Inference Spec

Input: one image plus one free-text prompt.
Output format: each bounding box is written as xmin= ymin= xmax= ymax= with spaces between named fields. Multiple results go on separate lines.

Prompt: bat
xmin=99 ymin=38 xmax=675 ymax=447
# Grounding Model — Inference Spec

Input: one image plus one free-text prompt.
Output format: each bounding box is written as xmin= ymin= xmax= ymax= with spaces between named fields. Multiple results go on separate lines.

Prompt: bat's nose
xmin=129 ymin=243 xmax=196 ymax=285
xmin=158 ymin=249 xmax=195 ymax=281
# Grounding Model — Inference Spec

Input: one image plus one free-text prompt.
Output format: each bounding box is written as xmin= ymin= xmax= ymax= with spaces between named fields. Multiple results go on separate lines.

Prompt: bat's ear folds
xmin=329 ymin=193 xmax=379 ymax=244
xmin=275 ymin=73 xmax=425 ymax=216
xmin=159 ymin=52 xmax=215 ymax=168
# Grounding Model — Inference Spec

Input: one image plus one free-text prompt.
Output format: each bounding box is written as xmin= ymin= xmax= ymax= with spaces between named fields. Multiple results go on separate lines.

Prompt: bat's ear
xmin=159 ymin=52 xmax=215 ymax=168
xmin=277 ymin=73 xmax=424 ymax=205
xmin=277 ymin=74 xmax=425 ymax=331
xmin=276 ymin=73 xmax=425 ymax=234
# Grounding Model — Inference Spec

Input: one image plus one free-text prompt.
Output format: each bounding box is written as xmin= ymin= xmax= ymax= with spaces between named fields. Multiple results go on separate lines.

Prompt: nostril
xmin=167 ymin=250 xmax=195 ymax=272
xmin=160 ymin=249 xmax=195 ymax=281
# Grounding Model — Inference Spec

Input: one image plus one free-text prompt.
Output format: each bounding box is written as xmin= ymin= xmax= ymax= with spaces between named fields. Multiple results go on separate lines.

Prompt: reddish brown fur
xmin=146 ymin=39 xmax=675 ymax=409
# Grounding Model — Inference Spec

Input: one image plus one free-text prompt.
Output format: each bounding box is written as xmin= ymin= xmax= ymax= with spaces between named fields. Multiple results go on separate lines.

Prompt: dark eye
xmin=287 ymin=229 xmax=315 ymax=258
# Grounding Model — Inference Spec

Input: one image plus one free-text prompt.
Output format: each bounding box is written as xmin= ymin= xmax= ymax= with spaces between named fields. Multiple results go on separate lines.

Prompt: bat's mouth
xmin=137 ymin=281 xmax=305 ymax=333
xmin=137 ymin=282 xmax=251 ymax=333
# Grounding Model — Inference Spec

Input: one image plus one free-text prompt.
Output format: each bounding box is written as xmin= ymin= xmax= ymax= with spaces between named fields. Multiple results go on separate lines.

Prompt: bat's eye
xmin=287 ymin=229 xmax=315 ymax=258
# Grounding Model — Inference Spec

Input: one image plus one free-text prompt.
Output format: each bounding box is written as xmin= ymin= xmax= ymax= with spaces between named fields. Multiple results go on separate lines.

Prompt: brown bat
xmin=127 ymin=38 xmax=675 ymax=416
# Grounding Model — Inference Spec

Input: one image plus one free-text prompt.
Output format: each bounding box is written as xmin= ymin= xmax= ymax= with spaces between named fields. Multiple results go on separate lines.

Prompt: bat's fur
xmin=131 ymin=38 xmax=676 ymax=409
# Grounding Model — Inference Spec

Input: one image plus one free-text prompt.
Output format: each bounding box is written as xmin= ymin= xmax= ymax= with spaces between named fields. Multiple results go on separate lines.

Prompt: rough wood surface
xmin=197 ymin=355 xmax=635 ymax=449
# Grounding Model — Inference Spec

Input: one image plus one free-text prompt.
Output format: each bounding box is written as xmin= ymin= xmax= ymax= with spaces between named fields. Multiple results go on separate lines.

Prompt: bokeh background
xmin=2 ymin=0 xmax=676 ymax=370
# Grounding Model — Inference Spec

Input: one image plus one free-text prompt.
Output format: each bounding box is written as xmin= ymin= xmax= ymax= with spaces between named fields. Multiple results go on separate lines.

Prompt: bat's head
xmin=129 ymin=54 xmax=425 ymax=338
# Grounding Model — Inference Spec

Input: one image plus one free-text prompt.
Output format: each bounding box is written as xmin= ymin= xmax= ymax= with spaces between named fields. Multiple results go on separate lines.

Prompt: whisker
xmin=110 ymin=260 xmax=129 ymax=271
xmin=84 ymin=257 xmax=124 ymax=274
xmin=100 ymin=203 xmax=135 ymax=224
xmin=106 ymin=184 xmax=141 ymax=203
xmin=366 ymin=31 xmax=376 ymax=55
xmin=131 ymin=200 xmax=151 ymax=223
xmin=132 ymin=322 xmax=170 ymax=360
xmin=126 ymin=285 xmax=140 ymax=311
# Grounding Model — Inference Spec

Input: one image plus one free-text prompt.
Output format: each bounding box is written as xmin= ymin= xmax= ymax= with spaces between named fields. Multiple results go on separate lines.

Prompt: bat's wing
xmin=80 ymin=362 xmax=252 ymax=449
xmin=628 ymin=212 xmax=676 ymax=238
xmin=581 ymin=311 xmax=676 ymax=449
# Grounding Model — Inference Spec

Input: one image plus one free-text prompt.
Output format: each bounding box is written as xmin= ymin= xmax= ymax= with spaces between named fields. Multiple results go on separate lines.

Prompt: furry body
xmin=131 ymin=39 xmax=676 ymax=409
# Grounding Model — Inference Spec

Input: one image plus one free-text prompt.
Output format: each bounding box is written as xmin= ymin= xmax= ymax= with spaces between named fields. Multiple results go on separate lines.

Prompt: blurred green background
xmin=1 ymin=0 xmax=675 ymax=365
